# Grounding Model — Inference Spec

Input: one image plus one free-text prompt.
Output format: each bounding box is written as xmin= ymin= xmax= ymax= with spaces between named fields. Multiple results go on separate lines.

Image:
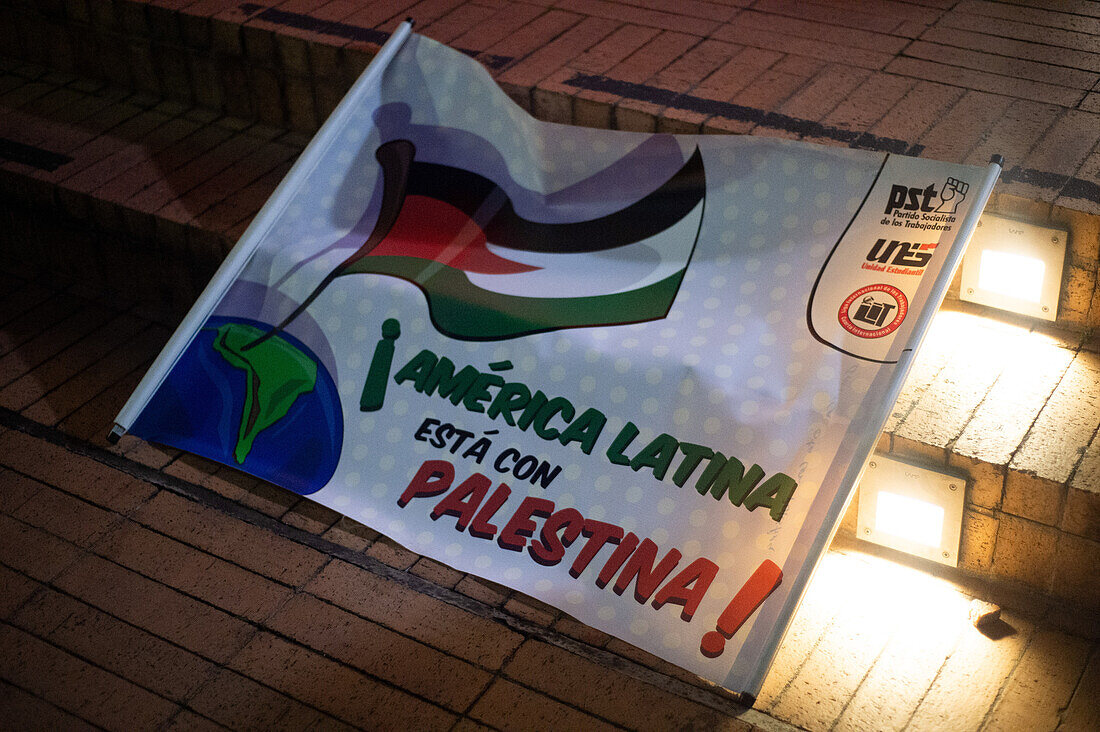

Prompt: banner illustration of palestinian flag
xmin=114 ymin=24 xmax=1000 ymax=699
xmin=335 ymin=138 xmax=706 ymax=341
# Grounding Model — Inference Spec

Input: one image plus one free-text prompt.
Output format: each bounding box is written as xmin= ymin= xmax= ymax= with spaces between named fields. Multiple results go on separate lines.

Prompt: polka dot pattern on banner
xmin=220 ymin=33 xmax=896 ymax=680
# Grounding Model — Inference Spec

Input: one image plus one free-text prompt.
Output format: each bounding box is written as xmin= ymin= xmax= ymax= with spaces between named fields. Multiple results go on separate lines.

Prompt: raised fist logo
xmin=935 ymin=177 xmax=968 ymax=214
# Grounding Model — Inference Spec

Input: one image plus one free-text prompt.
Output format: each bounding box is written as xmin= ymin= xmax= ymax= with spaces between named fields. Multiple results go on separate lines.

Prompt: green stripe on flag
xmin=342 ymin=256 xmax=686 ymax=340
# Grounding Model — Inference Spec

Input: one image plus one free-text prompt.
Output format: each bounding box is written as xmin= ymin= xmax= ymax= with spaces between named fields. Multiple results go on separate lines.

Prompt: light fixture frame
xmin=959 ymin=213 xmax=1066 ymax=321
xmin=856 ymin=454 xmax=966 ymax=567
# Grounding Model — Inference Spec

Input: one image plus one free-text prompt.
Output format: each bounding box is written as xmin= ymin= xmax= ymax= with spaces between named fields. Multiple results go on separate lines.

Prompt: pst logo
xmin=935 ymin=177 xmax=968 ymax=213
xmin=884 ymin=178 xmax=968 ymax=215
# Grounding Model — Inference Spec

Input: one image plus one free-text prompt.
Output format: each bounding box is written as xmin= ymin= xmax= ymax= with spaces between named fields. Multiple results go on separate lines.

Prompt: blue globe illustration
xmin=131 ymin=316 xmax=342 ymax=495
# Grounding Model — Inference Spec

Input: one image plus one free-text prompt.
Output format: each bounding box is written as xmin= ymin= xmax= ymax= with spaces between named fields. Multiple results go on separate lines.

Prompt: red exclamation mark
xmin=699 ymin=560 xmax=783 ymax=659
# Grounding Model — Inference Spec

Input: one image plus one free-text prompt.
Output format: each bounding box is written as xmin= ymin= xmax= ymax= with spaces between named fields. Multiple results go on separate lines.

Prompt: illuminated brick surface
xmin=1 ymin=0 xmax=1099 ymax=729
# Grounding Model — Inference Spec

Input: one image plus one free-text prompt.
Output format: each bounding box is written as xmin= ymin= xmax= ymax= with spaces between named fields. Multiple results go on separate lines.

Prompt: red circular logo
xmin=838 ymin=284 xmax=908 ymax=339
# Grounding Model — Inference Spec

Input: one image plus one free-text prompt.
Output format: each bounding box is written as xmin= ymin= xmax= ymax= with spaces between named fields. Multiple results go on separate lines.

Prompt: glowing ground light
xmin=977 ymin=250 xmax=1044 ymax=303
xmin=874 ymin=491 xmax=945 ymax=548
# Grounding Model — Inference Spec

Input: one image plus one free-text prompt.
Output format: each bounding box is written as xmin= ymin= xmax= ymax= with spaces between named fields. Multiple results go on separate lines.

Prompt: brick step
xmin=0 ymin=58 xmax=300 ymax=315
xmin=0 ymin=0 xmax=412 ymax=133
xmin=3 ymin=0 xmax=1099 ymax=214
xmin=0 ymin=11 xmax=1096 ymax=616
xmin=0 ymin=258 xmax=790 ymax=730
xmin=1 ymin=263 xmax=1097 ymax=732
xmin=842 ymin=307 xmax=1099 ymax=615
xmin=3 ymin=0 xmax=1098 ymax=335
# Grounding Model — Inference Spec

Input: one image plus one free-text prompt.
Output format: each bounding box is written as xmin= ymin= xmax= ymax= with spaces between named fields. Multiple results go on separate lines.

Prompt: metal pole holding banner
xmin=734 ymin=155 xmax=1004 ymax=699
xmin=107 ymin=21 xmax=1005 ymax=695
xmin=108 ymin=19 xmax=417 ymax=442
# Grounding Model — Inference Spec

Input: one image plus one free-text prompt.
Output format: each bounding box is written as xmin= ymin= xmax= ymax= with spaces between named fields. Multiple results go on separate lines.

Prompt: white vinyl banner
xmin=115 ymin=26 xmax=999 ymax=697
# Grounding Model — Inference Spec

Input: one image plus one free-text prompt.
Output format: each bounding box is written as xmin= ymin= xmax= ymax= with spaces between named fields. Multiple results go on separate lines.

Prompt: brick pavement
xmin=1 ymin=243 xmax=1098 ymax=732
xmin=1 ymin=0 xmax=1100 ymax=729
xmin=0 ymin=1 xmax=1099 ymax=211
xmin=0 ymin=266 xmax=778 ymax=731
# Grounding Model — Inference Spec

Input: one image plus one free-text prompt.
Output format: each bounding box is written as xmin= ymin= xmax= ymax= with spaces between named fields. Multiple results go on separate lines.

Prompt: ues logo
xmin=866 ymin=238 xmax=936 ymax=268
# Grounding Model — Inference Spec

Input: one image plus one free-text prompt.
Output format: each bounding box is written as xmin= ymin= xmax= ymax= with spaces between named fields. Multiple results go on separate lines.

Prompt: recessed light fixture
xmin=857 ymin=455 xmax=965 ymax=567
xmin=959 ymin=214 xmax=1066 ymax=321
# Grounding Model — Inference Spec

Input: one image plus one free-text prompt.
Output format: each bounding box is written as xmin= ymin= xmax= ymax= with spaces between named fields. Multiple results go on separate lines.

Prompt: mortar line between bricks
xmin=479 ymin=669 xmax=636 ymax=732
xmin=777 ymin=62 xmax=853 ymax=133
xmin=514 ymin=12 xmax=593 ymax=74
xmin=3 ymin=451 xmax=530 ymax=687
xmin=159 ymin=555 xmax=337 ymax=732
xmin=746 ymin=67 xmax=830 ymax=140
xmin=0 ymin=509 xmax=93 ymax=590
xmin=0 ymin=405 xmax=760 ymax=721
xmin=5 ymin=484 xmax=136 ymax=583
xmin=0 ymin=291 xmax=89 ymax=358
xmin=0 ymin=481 xmax=206 ymax=699
xmin=74 ymin=104 xmax=214 ymax=199
xmin=451 ymin=716 xmax=503 ymax=732
xmin=957 ymin=6 xmax=1100 ymax=36
xmin=54 ymin=103 xmax=175 ymax=191
xmin=451 ymin=631 xmax=529 ymax=729
xmin=41 ymin=95 xmax=163 ymax=185
xmin=449 ymin=696 xmax=504 ymax=732
xmin=996 ymin=347 xmax=1083 ymax=506
xmin=0 ymin=666 xmax=112 ymax=732
xmin=0 ymin=304 xmax=152 ymax=398
xmin=456 ymin=647 xmax=636 ymax=732
xmin=0 ymin=306 xmax=127 ymax=392
xmin=131 ymin=131 xmax=262 ymax=220
xmin=155 ymin=709 xmax=228 ymax=732
xmin=1 ymin=564 xmax=79 ymax=642
xmin=629 ymin=34 xmax=717 ymax=131
xmin=0 ymin=529 xmax=462 ymax=730
xmin=825 ymin=613 xmax=915 ymax=732
xmin=560 ymin=73 xmax=1100 ymax=205
xmin=942 ymin=356 xmax=1013 ymax=456
xmin=756 ymin=611 xmax=842 ymax=716
xmin=920 ymin=88 xmax=1005 ymax=167
xmin=0 ymin=615 xmax=225 ymax=730
xmin=991 ymin=109 xmax=1061 ymax=183
xmin=916 ymin=35 xmax=1100 ymax=86
xmin=973 ymin=624 xmax=1037 ymax=731
xmin=1054 ymin=642 xmax=1100 ymax=728
xmin=1063 ymin=411 xmax=1100 ymax=496
xmin=82 ymin=496 xmax=733 ymax=728
xmin=0 ymin=559 xmax=179 ymax=660
xmin=895 ymin=642 xmax=959 ymax=732
xmin=128 ymin=129 xmax=298 ymax=228
xmin=1082 ymin=218 xmax=1099 ymax=322
xmin=2 ymin=516 xmax=309 ymax=652
xmin=0 ymin=74 xmax=55 ymax=111
xmin=651 ymin=52 xmax=748 ymax=133
xmin=0 ymin=556 xmax=341 ymax=731
xmin=20 ymin=344 xmax=157 ymax=432
xmin=242 ymin=557 xmax=343 ymax=727
xmin=0 ymin=278 xmax=60 ymax=332
xmin=0 ymin=461 xmax=343 ymax=605
xmin=801 ymin=69 xmax=877 ymax=140
xmin=1 ymin=468 xmax=43 ymax=518
xmin=889 ymin=356 xmax=955 ymax=436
